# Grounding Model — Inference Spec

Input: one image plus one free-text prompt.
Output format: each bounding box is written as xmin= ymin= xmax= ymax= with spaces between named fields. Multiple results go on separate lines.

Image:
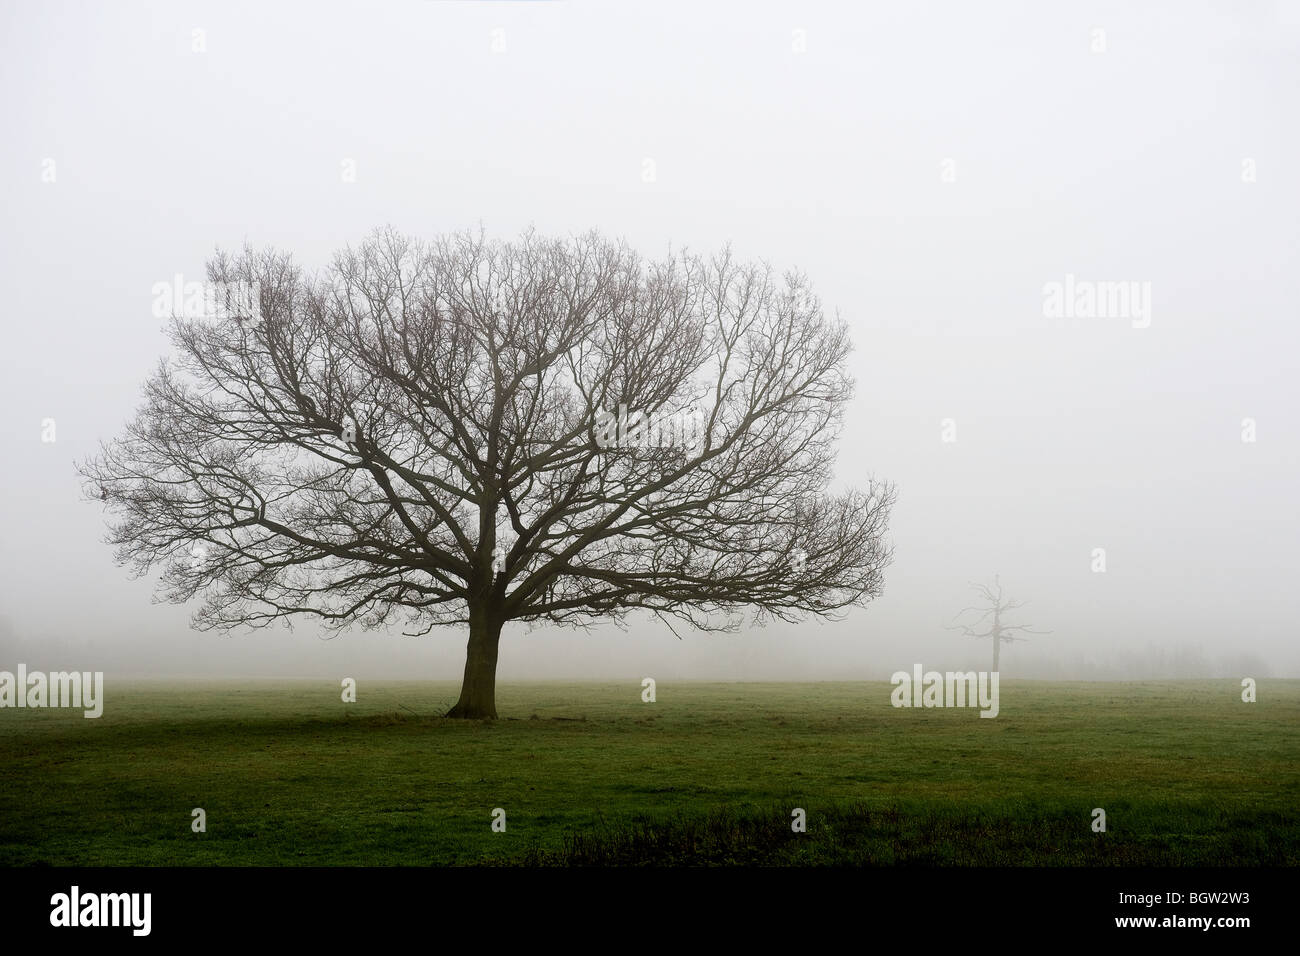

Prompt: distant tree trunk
xmin=991 ymin=607 xmax=1001 ymax=673
xmin=446 ymin=606 xmax=502 ymax=719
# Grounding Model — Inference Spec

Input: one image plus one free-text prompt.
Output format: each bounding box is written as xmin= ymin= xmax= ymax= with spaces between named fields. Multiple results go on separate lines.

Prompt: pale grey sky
xmin=2 ymin=0 xmax=1297 ymax=681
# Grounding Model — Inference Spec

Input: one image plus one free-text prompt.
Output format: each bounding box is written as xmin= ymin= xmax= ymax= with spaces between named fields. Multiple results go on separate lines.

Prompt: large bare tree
xmin=80 ymin=227 xmax=896 ymax=718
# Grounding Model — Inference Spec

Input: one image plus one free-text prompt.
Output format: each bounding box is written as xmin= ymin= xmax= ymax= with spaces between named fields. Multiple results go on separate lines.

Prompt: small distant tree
xmin=946 ymin=576 xmax=1049 ymax=672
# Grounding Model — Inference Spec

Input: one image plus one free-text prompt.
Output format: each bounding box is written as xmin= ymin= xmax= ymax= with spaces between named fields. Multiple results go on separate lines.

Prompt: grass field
xmin=1 ymin=679 xmax=1296 ymax=866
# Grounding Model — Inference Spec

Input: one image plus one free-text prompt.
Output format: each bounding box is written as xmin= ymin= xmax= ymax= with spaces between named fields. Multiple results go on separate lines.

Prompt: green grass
xmin=1 ymin=680 xmax=1296 ymax=865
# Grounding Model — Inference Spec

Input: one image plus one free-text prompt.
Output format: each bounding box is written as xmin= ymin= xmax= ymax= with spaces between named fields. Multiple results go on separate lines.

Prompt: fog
xmin=1 ymin=1 xmax=1296 ymax=683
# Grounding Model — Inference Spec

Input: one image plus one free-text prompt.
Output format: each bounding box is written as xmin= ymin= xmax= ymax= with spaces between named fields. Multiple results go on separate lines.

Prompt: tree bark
xmin=446 ymin=608 xmax=502 ymax=719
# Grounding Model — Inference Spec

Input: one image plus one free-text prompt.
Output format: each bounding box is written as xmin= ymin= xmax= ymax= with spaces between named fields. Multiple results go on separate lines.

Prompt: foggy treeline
xmin=0 ymin=614 xmax=1270 ymax=683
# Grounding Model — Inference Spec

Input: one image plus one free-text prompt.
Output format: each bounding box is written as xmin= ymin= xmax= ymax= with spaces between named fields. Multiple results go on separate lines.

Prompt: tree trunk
xmin=446 ymin=608 xmax=502 ymax=719
xmin=991 ymin=609 xmax=1001 ymax=673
